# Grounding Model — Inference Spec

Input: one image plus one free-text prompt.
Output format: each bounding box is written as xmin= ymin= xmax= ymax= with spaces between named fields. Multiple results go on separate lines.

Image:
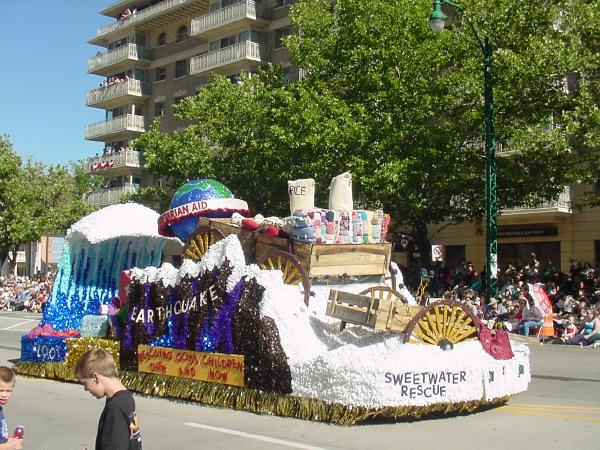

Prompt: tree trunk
xmin=7 ymin=248 xmax=18 ymax=276
xmin=0 ymin=249 xmax=7 ymax=276
xmin=413 ymin=220 xmax=431 ymax=268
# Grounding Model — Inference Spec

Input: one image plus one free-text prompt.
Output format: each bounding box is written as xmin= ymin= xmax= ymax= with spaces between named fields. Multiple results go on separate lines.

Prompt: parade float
xmin=16 ymin=177 xmax=530 ymax=425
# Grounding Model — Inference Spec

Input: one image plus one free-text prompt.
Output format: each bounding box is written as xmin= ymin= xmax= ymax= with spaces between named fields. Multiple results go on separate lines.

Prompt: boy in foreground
xmin=76 ymin=349 xmax=142 ymax=450
xmin=0 ymin=366 xmax=23 ymax=450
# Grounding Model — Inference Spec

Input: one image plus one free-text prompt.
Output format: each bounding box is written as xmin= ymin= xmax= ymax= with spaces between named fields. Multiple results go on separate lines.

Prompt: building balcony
xmin=190 ymin=41 xmax=268 ymax=75
xmin=502 ymin=186 xmax=572 ymax=216
xmin=84 ymin=186 xmax=138 ymax=208
xmin=85 ymin=114 xmax=145 ymax=141
xmin=86 ymin=79 xmax=151 ymax=109
xmin=190 ymin=1 xmax=268 ymax=41
xmin=90 ymin=0 xmax=208 ymax=45
xmin=83 ymin=150 xmax=144 ymax=175
xmin=88 ymin=44 xmax=151 ymax=76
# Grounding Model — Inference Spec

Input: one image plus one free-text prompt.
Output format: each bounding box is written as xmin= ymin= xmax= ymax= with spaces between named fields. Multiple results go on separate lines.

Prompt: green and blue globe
xmin=162 ymin=179 xmax=249 ymax=241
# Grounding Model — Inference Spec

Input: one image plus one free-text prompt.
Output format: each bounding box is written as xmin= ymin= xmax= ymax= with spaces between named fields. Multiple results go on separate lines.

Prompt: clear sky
xmin=0 ymin=1 xmax=115 ymax=166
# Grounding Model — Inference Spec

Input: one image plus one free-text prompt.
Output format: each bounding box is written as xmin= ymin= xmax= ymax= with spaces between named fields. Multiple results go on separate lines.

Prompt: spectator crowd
xmin=0 ymin=274 xmax=54 ymax=313
xmin=1 ymin=256 xmax=599 ymax=346
xmin=405 ymin=254 xmax=600 ymax=346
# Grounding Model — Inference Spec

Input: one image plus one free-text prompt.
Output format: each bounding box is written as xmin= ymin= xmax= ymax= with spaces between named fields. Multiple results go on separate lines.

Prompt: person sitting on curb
xmin=518 ymin=287 xmax=545 ymax=337
xmin=565 ymin=310 xmax=600 ymax=346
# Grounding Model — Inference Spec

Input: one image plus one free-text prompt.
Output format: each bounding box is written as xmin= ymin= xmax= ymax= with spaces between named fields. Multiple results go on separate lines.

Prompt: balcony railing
xmin=86 ymin=79 xmax=151 ymax=107
xmin=190 ymin=41 xmax=267 ymax=74
xmin=191 ymin=1 xmax=267 ymax=37
xmin=84 ymin=186 xmax=138 ymax=207
xmin=95 ymin=0 xmax=204 ymax=38
xmin=502 ymin=186 xmax=572 ymax=215
xmin=85 ymin=114 xmax=145 ymax=140
xmin=88 ymin=44 xmax=151 ymax=74
xmin=84 ymin=150 xmax=143 ymax=173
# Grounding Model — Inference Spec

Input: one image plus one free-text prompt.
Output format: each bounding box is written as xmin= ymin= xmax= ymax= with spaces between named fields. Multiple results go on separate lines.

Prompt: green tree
xmin=286 ymin=0 xmax=599 ymax=259
xmin=174 ymin=71 xmax=368 ymax=214
xmin=133 ymin=71 xmax=367 ymax=215
xmin=132 ymin=0 xmax=598 ymax=264
xmin=128 ymin=122 xmax=216 ymax=212
xmin=0 ymin=136 xmax=94 ymax=273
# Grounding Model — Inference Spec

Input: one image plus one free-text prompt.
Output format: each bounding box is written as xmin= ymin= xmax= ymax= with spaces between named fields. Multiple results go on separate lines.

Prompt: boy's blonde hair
xmin=0 ymin=366 xmax=15 ymax=384
xmin=76 ymin=348 xmax=119 ymax=379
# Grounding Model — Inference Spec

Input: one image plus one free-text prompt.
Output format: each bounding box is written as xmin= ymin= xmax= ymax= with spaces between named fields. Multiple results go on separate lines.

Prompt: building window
xmin=155 ymin=66 xmax=167 ymax=82
xmin=154 ymin=102 xmax=165 ymax=117
xmin=277 ymin=0 xmax=292 ymax=6
xmin=175 ymin=59 xmax=188 ymax=78
xmin=176 ymin=25 xmax=188 ymax=43
xmin=108 ymin=39 xmax=126 ymax=51
xmin=157 ymin=32 xmax=167 ymax=46
xmin=275 ymin=29 xmax=290 ymax=49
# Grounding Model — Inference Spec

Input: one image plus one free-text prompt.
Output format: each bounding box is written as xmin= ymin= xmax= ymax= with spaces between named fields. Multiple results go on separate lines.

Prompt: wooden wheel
xmin=258 ymin=250 xmax=311 ymax=306
xmin=182 ymin=225 xmax=225 ymax=261
xmin=402 ymin=300 xmax=479 ymax=345
xmin=359 ymin=286 xmax=406 ymax=304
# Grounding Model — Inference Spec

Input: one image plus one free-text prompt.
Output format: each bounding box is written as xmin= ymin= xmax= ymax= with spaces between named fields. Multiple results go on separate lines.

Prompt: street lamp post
xmin=429 ymin=0 xmax=498 ymax=303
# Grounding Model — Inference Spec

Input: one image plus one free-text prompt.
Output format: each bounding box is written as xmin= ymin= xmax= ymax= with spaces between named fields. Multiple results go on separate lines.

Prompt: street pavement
xmin=0 ymin=311 xmax=599 ymax=450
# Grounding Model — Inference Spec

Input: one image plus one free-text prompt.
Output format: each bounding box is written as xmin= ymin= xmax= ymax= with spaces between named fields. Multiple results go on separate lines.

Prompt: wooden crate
xmin=326 ymin=289 xmax=379 ymax=328
xmin=195 ymin=218 xmax=391 ymax=279
xmin=327 ymin=289 xmax=422 ymax=333
xmin=292 ymin=242 xmax=391 ymax=278
xmin=255 ymin=233 xmax=292 ymax=263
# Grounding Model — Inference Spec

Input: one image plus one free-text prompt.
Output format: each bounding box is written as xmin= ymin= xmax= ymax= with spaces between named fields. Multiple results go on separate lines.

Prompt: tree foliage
xmin=0 ymin=135 xmax=94 ymax=271
xmin=132 ymin=0 xmax=599 ymax=261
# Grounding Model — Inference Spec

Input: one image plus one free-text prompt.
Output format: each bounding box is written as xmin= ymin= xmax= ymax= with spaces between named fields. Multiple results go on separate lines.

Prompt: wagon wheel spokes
xmin=258 ymin=250 xmax=311 ymax=306
xmin=403 ymin=300 xmax=480 ymax=345
xmin=183 ymin=226 xmax=225 ymax=262
xmin=359 ymin=286 xmax=406 ymax=305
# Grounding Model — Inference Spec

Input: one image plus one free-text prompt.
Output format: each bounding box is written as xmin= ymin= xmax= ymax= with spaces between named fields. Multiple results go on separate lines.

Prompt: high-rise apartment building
xmin=83 ymin=0 xmax=296 ymax=207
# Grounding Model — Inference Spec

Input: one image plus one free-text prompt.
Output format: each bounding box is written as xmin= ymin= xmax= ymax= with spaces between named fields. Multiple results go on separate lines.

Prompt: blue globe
xmin=164 ymin=179 xmax=247 ymax=242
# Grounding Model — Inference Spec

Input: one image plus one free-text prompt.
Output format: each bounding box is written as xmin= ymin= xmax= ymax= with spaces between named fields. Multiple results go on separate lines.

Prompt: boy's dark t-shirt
xmin=96 ymin=390 xmax=141 ymax=450
xmin=0 ymin=406 xmax=8 ymax=443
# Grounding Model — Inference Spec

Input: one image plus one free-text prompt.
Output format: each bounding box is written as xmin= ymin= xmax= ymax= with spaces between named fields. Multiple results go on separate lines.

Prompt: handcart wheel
xmin=182 ymin=225 xmax=225 ymax=261
xmin=258 ymin=249 xmax=311 ymax=306
xmin=359 ymin=286 xmax=406 ymax=304
xmin=402 ymin=300 xmax=480 ymax=345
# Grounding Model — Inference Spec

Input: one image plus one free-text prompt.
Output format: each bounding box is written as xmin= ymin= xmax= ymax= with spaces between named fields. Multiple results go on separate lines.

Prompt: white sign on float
xmin=431 ymin=244 xmax=443 ymax=262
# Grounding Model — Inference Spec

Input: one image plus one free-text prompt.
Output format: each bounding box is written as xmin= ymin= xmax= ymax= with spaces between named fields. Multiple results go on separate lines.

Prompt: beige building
xmin=83 ymin=0 xmax=296 ymax=207
xmin=426 ymin=182 xmax=600 ymax=274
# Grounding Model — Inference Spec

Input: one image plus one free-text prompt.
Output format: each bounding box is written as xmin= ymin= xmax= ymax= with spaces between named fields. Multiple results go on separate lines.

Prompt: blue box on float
xmin=80 ymin=315 xmax=109 ymax=338
xmin=20 ymin=335 xmax=68 ymax=362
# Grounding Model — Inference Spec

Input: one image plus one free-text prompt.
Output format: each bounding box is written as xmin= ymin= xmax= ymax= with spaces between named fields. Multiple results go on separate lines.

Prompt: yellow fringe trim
xmin=15 ymin=361 xmax=509 ymax=425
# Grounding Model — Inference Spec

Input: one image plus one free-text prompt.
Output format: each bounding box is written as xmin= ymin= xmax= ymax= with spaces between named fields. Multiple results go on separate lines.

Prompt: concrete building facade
xmin=83 ymin=0 xmax=296 ymax=207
